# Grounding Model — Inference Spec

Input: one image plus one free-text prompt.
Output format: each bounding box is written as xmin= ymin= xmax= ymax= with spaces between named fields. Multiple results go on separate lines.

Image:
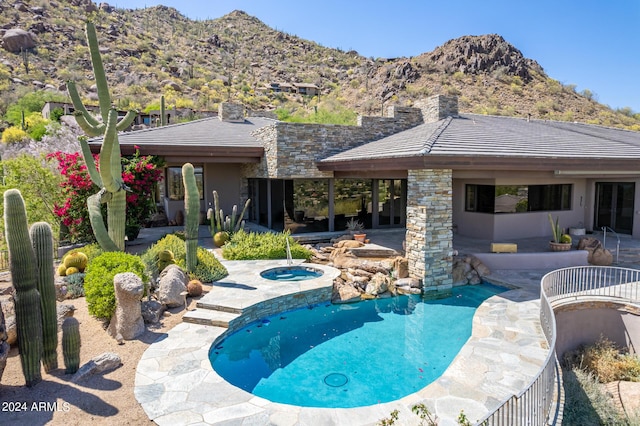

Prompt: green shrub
xmin=222 ymin=230 xmax=312 ymax=261
xmin=84 ymin=252 xmax=148 ymax=320
xmin=141 ymin=233 xmax=227 ymax=283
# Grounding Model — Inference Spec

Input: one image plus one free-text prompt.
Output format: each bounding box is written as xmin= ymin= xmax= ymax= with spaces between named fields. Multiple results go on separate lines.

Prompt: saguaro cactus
xmin=62 ymin=317 xmax=81 ymax=374
xmin=30 ymin=222 xmax=58 ymax=372
xmin=67 ymin=22 xmax=137 ymax=252
xmin=4 ymin=189 xmax=43 ymax=387
xmin=182 ymin=163 xmax=199 ymax=273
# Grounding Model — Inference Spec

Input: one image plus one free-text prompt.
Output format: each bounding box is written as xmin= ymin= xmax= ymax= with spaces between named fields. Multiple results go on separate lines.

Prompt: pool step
xmin=182 ymin=309 xmax=240 ymax=328
xmin=196 ymin=300 xmax=243 ymax=314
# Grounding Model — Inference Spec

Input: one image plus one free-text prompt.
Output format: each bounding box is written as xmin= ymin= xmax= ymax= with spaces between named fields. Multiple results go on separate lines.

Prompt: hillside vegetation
xmin=0 ymin=0 xmax=639 ymax=132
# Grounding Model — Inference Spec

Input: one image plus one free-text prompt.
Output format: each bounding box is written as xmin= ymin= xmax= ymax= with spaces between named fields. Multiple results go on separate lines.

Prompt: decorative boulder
xmin=56 ymin=303 xmax=76 ymax=329
xmin=141 ymin=300 xmax=165 ymax=324
xmin=393 ymin=257 xmax=409 ymax=279
xmin=0 ymin=296 xmax=16 ymax=346
xmin=72 ymin=352 xmax=121 ymax=383
xmin=2 ymin=29 xmax=36 ymax=53
xmin=365 ymin=272 xmax=390 ymax=295
xmin=0 ymin=308 xmax=9 ymax=382
xmin=158 ymin=264 xmax=188 ymax=308
xmin=577 ymin=237 xmax=613 ymax=266
xmin=332 ymin=281 xmax=361 ymax=303
xmin=108 ymin=273 xmax=145 ymax=340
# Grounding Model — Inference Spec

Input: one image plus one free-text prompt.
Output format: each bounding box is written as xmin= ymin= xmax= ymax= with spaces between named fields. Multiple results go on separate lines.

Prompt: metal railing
xmin=477 ymin=266 xmax=640 ymax=425
xmin=601 ymin=226 xmax=621 ymax=264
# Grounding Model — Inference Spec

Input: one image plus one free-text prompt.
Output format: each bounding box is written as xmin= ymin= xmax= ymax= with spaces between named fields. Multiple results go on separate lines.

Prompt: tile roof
xmin=320 ymin=113 xmax=640 ymax=163
xmin=91 ymin=116 xmax=274 ymax=150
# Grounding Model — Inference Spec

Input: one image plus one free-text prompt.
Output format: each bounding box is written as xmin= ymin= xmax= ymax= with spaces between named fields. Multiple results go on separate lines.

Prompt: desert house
xmin=90 ymin=95 xmax=640 ymax=288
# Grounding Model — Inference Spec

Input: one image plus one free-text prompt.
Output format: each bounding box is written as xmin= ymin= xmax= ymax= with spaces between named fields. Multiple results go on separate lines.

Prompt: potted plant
xmin=548 ymin=214 xmax=572 ymax=251
xmin=345 ymin=218 xmax=366 ymax=243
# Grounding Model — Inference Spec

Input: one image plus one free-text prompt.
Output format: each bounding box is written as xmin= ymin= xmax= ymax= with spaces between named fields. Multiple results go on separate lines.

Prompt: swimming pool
xmin=209 ymin=283 xmax=505 ymax=408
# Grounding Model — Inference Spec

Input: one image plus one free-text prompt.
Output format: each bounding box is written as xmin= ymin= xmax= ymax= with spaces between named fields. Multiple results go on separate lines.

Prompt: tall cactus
xmin=182 ymin=163 xmax=199 ymax=273
xmin=30 ymin=222 xmax=57 ymax=372
xmin=4 ymin=189 xmax=43 ymax=387
xmin=160 ymin=95 xmax=166 ymax=126
xmin=62 ymin=317 xmax=81 ymax=374
xmin=67 ymin=21 xmax=137 ymax=252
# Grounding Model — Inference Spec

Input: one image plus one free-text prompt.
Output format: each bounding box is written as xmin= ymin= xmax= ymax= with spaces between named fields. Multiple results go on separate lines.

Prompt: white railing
xmin=477 ymin=266 xmax=640 ymax=426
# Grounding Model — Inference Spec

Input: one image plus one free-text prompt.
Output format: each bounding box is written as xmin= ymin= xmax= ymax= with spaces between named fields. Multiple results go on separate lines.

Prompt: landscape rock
xmin=365 ymin=273 xmax=390 ymax=295
xmin=56 ymin=303 xmax=76 ymax=329
xmin=578 ymin=237 xmax=613 ymax=266
xmin=2 ymin=28 xmax=36 ymax=53
xmin=395 ymin=277 xmax=422 ymax=289
xmin=0 ymin=307 xmax=9 ymax=382
xmin=141 ymin=300 xmax=165 ymax=324
xmin=158 ymin=264 xmax=188 ymax=308
xmin=108 ymin=273 xmax=145 ymax=340
xmin=71 ymin=352 xmax=122 ymax=383
xmin=0 ymin=295 xmax=16 ymax=346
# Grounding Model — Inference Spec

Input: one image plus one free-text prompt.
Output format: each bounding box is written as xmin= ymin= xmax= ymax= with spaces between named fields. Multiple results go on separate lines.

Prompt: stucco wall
xmin=163 ymin=163 xmax=244 ymax=224
xmin=555 ymin=302 xmax=640 ymax=356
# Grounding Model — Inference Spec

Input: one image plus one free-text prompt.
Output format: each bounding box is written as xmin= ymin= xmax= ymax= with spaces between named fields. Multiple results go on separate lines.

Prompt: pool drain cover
xmin=324 ymin=373 xmax=348 ymax=387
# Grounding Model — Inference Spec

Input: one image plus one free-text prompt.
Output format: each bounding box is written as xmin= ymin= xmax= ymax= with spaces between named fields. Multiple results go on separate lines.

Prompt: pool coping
xmin=134 ymin=262 xmax=549 ymax=425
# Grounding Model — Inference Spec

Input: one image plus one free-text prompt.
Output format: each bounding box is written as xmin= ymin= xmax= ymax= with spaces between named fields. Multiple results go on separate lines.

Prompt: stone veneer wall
xmin=218 ymin=102 xmax=244 ymax=122
xmin=414 ymin=95 xmax=458 ymax=122
xmin=405 ymin=169 xmax=453 ymax=290
xmin=244 ymin=106 xmax=424 ymax=179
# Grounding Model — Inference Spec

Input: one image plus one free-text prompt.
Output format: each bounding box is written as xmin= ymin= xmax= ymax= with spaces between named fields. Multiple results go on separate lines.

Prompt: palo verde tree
xmin=67 ymin=22 xmax=137 ymax=251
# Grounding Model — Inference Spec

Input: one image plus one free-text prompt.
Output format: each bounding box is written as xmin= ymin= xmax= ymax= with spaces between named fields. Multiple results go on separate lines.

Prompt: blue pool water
xmin=260 ymin=266 xmax=324 ymax=281
xmin=209 ymin=283 xmax=505 ymax=408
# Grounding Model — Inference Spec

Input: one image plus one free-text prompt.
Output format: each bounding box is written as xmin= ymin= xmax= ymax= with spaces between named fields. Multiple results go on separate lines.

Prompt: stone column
xmin=405 ymin=169 xmax=454 ymax=291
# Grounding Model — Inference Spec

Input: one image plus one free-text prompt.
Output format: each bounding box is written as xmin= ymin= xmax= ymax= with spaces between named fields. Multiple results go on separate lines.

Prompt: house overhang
xmin=89 ymin=143 xmax=264 ymax=163
xmin=317 ymin=155 xmax=640 ymax=173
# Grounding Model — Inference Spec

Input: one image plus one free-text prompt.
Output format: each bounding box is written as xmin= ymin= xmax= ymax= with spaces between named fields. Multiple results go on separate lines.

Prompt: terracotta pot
xmin=353 ymin=233 xmax=366 ymax=243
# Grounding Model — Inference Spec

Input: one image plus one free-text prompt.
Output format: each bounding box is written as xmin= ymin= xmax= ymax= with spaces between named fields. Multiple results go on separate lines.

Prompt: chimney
xmin=218 ymin=102 xmax=245 ymax=122
xmin=415 ymin=95 xmax=459 ymax=123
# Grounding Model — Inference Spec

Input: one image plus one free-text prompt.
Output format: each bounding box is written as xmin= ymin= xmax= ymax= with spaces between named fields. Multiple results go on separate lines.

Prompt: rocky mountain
xmin=0 ymin=0 xmax=638 ymax=130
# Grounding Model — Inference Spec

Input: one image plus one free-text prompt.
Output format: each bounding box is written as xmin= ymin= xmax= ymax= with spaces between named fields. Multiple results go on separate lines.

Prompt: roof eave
xmin=317 ymin=155 xmax=640 ymax=172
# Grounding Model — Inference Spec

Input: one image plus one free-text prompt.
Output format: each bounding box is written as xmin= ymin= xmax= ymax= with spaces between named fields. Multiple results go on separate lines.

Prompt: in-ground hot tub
xmin=260 ymin=265 xmax=324 ymax=282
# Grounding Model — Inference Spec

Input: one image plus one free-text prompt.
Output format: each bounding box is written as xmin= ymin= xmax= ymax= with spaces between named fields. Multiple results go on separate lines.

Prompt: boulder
xmin=108 ymin=273 xmax=145 ymax=340
xmin=395 ymin=277 xmax=422 ymax=289
xmin=0 ymin=295 xmax=16 ymax=346
xmin=71 ymin=352 xmax=121 ymax=383
xmin=158 ymin=264 xmax=187 ymax=308
xmin=2 ymin=28 xmax=36 ymax=53
xmin=0 ymin=307 xmax=9 ymax=382
xmin=365 ymin=273 xmax=390 ymax=295
xmin=577 ymin=237 xmax=613 ymax=266
xmin=56 ymin=303 xmax=76 ymax=329
xmin=141 ymin=300 xmax=165 ymax=324
xmin=394 ymin=257 xmax=409 ymax=278
xmin=590 ymin=248 xmax=613 ymax=266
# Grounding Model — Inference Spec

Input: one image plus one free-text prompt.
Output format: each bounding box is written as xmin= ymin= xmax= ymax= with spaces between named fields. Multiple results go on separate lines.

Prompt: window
xmin=465 ymin=184 xmax=571 ymax=213
xmin=166 ymin=166 xmax=203 ymax=200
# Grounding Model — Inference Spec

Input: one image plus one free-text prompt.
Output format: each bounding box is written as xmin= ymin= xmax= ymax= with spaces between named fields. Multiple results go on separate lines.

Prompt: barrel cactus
xmin=64 ymin=252 xmax=88 ymax=272
xmin=62 ymin=317 xmax=81 ymax=374
xmin=3 ymin=189 xmax=43 ymax=387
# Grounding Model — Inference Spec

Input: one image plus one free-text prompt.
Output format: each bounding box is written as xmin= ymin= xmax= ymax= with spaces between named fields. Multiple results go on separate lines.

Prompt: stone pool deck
xmin=134 ymin=257 xmax=550 ymax=426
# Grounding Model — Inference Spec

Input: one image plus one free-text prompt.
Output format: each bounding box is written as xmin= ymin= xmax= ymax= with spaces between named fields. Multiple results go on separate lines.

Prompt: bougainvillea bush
xmin=121 ymin=148 xmax=164 ymax=238
xmin=49 ymin=148 xmax=164 ymax=243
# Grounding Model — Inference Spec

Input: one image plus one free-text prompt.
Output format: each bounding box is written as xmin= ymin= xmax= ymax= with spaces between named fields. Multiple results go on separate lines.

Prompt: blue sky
xmin=117 ymin=1 xmax=640 ymax=112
